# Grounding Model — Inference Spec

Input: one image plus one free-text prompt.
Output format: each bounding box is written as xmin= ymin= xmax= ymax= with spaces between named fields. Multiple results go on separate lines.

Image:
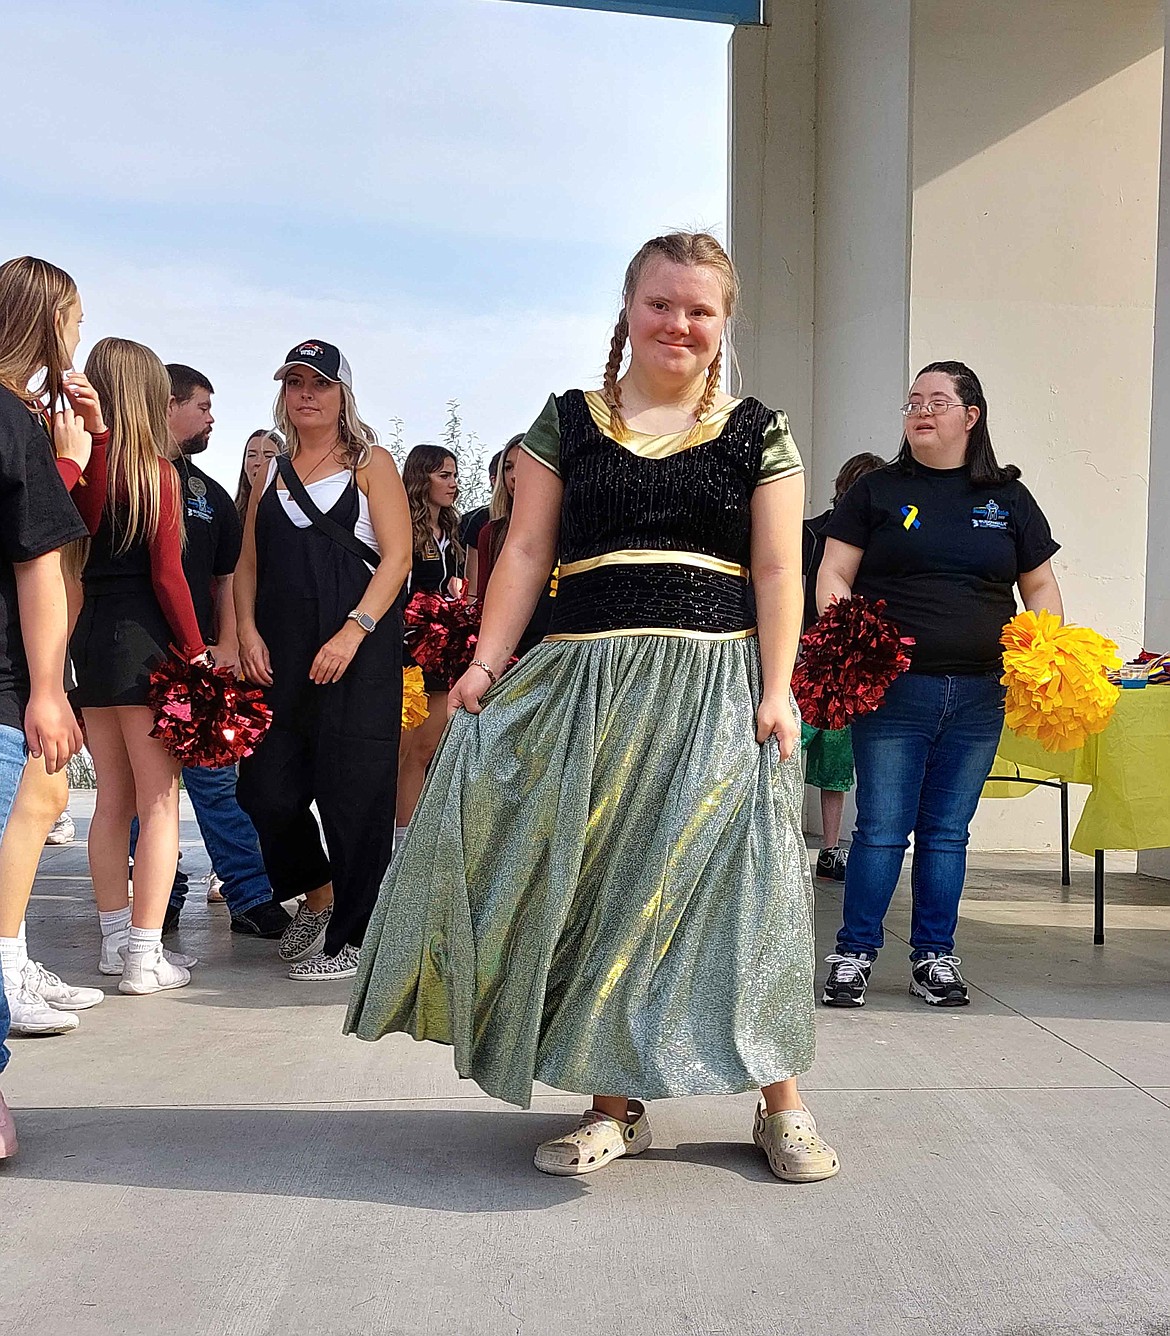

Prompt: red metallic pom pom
xmin=148 ymin=654 xmax=273 ymax=767
xmin=404 ymin=592 xmax=484 ymax=691
xmin=792 ymin=595 xmax=914 ymax=731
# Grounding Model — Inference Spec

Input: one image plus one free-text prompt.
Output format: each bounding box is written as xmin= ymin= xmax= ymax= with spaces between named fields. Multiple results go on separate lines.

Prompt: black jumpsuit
xmin=237 ymin=471 xmax=403 ymax=955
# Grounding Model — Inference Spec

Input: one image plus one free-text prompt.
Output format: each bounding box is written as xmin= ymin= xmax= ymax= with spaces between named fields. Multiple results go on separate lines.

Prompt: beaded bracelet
xmin=469 ymin=658 xmax=499 ymax=687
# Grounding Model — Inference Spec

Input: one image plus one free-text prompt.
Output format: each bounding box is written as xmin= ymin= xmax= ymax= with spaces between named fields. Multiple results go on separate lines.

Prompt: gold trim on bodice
xmin=545 ymin=626 xmax=758 ymax=644
xmin=583 ymin=390 xmax=743 ymax=458
xmin=558 ymin=549 xmax=750 ymax=579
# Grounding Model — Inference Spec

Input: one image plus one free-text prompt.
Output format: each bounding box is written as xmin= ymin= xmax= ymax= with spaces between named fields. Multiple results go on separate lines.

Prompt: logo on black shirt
xmin=972 ymin=499 xmax=1009 ymax=530
xmin=900 ymin=504 xmax=921 ymax=530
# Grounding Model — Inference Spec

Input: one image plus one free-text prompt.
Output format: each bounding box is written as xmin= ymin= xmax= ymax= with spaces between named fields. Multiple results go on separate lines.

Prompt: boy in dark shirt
xmin=157 ymin=365 xmax=288 ymax=939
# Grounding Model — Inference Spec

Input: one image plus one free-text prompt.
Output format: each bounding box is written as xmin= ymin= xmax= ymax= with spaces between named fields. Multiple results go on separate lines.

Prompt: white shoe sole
xmin=118 ymin=970 xmax=191 ymax=995
xmin=909 ymin=981 xmax=970 ymax=1007
xmin=9 ymin=1014 xmax=79 ymax=1036
xmin=288 ymin=963 xmax=357 ymax=981
xmin=279 ymin=926 xmax=328 ymax=964
xmin=40 ymin=989 xmax=104 ymax=1011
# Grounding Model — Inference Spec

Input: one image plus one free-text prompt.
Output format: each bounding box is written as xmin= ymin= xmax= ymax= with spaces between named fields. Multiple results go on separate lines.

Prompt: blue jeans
xmin=838 ymin=672 xmax=1005 ymax=960
xmin=131 ymin=765 xmax=271 ymax=916
xmin=0 ymin=724 xmax=28 ymax=1076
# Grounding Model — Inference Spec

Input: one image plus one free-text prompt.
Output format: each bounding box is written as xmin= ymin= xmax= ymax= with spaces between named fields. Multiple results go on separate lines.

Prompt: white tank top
xmin=264 ymin=458 xmax=381 ymax=560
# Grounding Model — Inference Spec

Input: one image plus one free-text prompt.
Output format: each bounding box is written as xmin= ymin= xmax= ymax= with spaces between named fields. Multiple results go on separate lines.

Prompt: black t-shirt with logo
xmin=0 ymin=386 xmax=90 ymax=731
xmin=824 ymin=462 xmax=1060 ymax=676
xmin=174 ymin=457 xmax=243 ymax=644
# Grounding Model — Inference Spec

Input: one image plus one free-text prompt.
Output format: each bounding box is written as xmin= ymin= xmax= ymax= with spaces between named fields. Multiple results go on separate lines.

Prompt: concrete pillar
xmin=727 ymin=1 xmax=816 ymax=469
xmin=810 ymin=0 xmax=914 ymax=505
xmin=1139 ymin=1 xmax=1170 ymax=881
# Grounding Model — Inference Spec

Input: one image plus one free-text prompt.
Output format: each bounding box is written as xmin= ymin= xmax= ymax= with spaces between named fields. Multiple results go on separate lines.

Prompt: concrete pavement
xmin=2 ymin=792 xmax=1169 ymax=1336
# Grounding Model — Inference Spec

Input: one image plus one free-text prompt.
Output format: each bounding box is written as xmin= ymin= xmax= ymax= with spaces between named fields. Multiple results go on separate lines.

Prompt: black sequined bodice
xmin=550 ymin=390 xmax=774 ymax=637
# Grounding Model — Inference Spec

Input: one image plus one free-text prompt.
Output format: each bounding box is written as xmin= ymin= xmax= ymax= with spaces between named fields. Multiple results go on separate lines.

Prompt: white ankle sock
xmin=0 ymin=935 xmax=28 ymax=987
xmin=98 ymin=907 xmax=132 ymax=938
xmin=126 ymin=926 xmax=162 ymax=956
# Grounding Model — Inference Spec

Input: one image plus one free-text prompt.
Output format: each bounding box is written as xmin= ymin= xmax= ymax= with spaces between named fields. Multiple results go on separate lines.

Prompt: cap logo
xmin=296 ymin=343 xmax=322 ymax=357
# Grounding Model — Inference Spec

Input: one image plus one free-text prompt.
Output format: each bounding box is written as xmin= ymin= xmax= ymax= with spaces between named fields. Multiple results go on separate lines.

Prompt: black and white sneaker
xmin=815 ymin=846 xmax=848 ymax=882
xmin=910 ymin=954 xmax=970 ymax=1007
xmin=288 ymin=943 xmax=360 ymax=981
xmin=821 ymin=954 xmax=872 ymax=1008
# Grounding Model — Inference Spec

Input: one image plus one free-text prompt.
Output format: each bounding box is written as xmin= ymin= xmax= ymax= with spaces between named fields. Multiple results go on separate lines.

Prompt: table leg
xmin=1094 ymin=850 xmax=1105 ymax=945
xmin=1060 ymin=783 xmax=1071 ymax=887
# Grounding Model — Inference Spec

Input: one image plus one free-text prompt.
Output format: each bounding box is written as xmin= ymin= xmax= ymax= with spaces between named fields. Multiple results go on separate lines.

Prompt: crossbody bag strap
xmin=275 ymin=455 xmax=381 ymax=569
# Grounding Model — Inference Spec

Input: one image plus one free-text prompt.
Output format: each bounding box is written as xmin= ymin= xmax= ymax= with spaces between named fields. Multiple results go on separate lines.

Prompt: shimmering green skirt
xmin=345 ymin=633 xmax=816 ymax=1108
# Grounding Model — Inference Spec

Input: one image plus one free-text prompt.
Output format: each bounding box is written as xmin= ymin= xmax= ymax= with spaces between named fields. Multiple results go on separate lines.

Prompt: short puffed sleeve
xmin=758 ymin=410 xmax=803 ymax=484
xmin=519 ymin=393 xmax=561 ymax=477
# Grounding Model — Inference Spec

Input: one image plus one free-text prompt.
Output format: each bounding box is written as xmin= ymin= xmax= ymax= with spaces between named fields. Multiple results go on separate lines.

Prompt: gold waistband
xmin=545 ymin=626 xmax=758 ymax=643
xmin=558 ymin=549 xmax=749 ymax=579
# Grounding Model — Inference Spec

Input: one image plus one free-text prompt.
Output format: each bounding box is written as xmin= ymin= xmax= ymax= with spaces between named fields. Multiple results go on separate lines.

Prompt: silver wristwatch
xmin=347 ymin=609 xmax=377 ymax=633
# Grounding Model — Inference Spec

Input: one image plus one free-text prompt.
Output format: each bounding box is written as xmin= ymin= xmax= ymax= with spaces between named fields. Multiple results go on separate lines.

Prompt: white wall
xmin=910 ymin=0 xmax=1163 ymax=851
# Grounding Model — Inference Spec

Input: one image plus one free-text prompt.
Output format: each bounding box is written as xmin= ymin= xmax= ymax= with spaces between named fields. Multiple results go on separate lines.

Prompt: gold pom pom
xmin=1001 ymin=610 xmax=1121 ymax=752
xmin=402 ymin=665 xmax=430 ymax=732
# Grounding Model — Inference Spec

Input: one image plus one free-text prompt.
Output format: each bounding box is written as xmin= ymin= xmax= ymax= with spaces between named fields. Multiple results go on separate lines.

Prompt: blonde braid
xmin=601 ymin=311 xmax=629 ymax=441
xmin=679 ymin=345 xmax=723 ymax=450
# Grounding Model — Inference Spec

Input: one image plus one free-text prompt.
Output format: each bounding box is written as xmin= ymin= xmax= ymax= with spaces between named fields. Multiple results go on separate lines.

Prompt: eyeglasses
xmin=900 ymin=401 xmax=967 ymax=417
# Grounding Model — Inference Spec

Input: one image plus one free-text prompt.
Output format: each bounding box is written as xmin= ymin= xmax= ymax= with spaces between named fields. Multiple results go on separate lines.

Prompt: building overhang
xmin=507 ymin=0 xmax=762 ymax=26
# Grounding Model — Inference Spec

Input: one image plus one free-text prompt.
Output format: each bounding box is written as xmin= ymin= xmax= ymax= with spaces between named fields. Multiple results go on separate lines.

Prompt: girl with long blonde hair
xmin=71 ymin=337 xmax=208 ymax=995
xmin=0 ymin=256 xmax=107 ymax=1060
xmin=0 ymin=255 xmax=94 ymax=1152
xmin=350 ymin=232 xmax=839 ymax=1183
xmin=395 ymin=443 xmax=463 ymax=834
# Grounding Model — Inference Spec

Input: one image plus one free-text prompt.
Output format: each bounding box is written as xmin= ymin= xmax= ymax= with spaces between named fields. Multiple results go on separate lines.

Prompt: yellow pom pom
xmin=1000 ymin=611 xmax=1121 ymax=752
xmin=402 ymin=665 xmax=430 ymax=732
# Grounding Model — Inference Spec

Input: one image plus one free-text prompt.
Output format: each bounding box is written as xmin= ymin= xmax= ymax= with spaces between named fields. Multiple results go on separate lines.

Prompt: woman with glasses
xmin=816 ymin=361 xmax=1062 ymax=1009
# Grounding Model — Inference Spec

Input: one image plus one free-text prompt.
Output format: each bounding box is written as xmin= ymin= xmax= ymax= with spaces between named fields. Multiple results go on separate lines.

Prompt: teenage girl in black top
xmin=72 ymin=337 xmax=209 ymax=997
xmin=396 ymin=444 xmax=463 ymax=834
xmin=818 ymin=361 xmax=1063 ymax=1009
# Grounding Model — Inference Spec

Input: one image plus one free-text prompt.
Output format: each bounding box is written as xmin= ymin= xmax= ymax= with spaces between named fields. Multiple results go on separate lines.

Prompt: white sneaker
xmin=7 ymin=980 xmax=80 ymax=1036
xmin=44 ymin=812 xmax=76 ymax=845
xmin=206 ymin=872 xmax=225 ymax=903
xmin=21 ymin=958 xmax=103 ymax=1010
xmin=117 ymin=944 xmax=191 ymax=995
xmin=99 ymin=930 xmax=197 ymax=976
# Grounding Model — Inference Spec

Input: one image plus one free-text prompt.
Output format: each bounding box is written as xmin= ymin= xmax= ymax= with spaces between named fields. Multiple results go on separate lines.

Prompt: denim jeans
xmin=837 ymin=672 xmax=1005 ymax=960
xmin=130 ymin=764 xmax=271 ymax=916
xmin=0 ymin=724 xmax=28 ymax=1076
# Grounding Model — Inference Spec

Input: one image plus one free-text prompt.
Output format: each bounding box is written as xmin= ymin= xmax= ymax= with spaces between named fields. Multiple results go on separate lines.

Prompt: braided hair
xmin=602 ymin=231 xmax=738 ymax=446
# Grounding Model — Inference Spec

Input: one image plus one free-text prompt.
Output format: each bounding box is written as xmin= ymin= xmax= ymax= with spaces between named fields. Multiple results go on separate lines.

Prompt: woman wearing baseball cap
xmin=235 ymin=342 xmax=412 ymax=980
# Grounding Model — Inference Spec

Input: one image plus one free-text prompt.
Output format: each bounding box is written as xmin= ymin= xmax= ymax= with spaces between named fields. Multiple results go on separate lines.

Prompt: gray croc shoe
xmin=534 ymin=1101 xmax=653 ymax=1177
xmin=753 ymin=1101 xmax=840 ymax=1182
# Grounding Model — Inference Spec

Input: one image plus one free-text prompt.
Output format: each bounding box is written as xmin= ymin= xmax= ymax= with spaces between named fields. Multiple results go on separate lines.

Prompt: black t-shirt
xmin=824 ymin=463 xmax=1060 ymax=675
xmin=0 ymin=386 xmax=89 ymax=731
xmin=802 ymin=507 xmax=833 ymax=632
xmin=174 ymin=457 xmax=242 ymax=644
xmin=459 ymin=505 xmax=490 ymax=551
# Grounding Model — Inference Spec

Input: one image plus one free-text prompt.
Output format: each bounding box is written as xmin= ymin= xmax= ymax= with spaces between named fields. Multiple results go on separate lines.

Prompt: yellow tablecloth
xmin=986 ymin=687 xmax=1170 ymax=854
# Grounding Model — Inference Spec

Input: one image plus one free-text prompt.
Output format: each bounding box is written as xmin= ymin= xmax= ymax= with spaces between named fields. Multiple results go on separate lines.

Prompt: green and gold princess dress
xmin=345 ymin=389 xmax=816 ymax=1108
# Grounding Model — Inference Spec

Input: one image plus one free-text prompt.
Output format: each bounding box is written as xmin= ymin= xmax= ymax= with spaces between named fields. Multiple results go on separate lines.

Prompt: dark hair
xmin=166 ymin=362 xmax=214 ymax=403
xmin=833 ymin=452 xmax=886 ymax=504
xmin=488 ymin=450 xmax=502 ymax=481
xmin=896 ymin=360 xmax=1020 ymax=487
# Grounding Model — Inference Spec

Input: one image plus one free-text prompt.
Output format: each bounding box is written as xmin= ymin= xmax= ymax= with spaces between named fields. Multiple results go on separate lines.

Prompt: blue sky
xmin=2 ymin=0 xmax=728 ymax=489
